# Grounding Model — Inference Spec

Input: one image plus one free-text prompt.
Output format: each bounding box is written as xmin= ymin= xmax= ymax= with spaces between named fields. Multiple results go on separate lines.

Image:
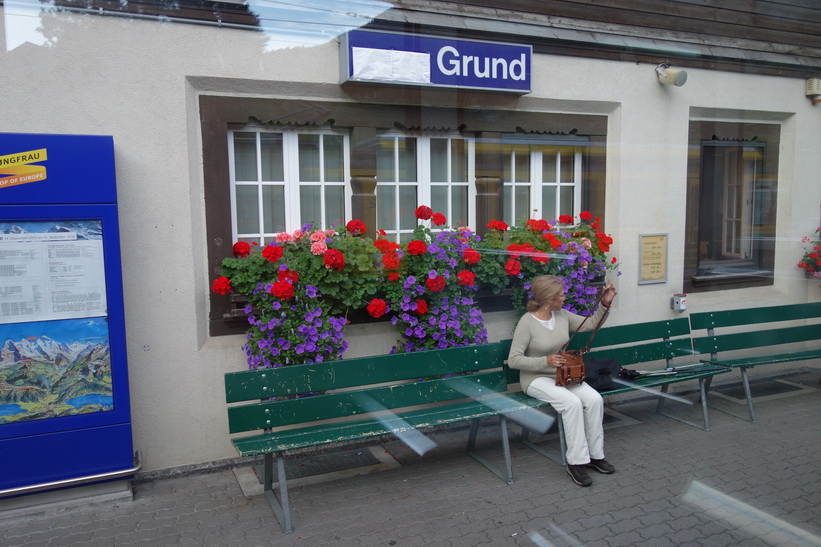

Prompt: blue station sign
xmin=340 ymin=30 xmax=531 ymax=93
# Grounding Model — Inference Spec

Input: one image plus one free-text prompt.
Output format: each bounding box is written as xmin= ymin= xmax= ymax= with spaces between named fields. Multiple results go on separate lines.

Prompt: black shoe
xmin=567 ymin=465 xmax=593 ymax=486
xmin=586 ymin=458 xmax=615 ymax=474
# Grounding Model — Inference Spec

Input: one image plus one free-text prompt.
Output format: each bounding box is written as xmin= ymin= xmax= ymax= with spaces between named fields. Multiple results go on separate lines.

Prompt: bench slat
xmin=571 ymin=317 xmax=691 ymax=348
xmin=689 ymin=302 xmax=821 ymax=330
xmin=232 ymin=398 xmax=522 ymax=455
xmin=228 ymin=370 xmax=508 ymax=434
xmin=692 ymin=324 xmax=821 ymax=355
xmin=225 ymin=342 xmax=509 ymax=402
xmin=705 ymin=349 xmax=821 ymax=369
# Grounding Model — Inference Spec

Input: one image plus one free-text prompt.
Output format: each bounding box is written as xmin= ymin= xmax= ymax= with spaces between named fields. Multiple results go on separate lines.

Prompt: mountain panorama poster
xmin=0 ymin=220 xmax=113 ymax=425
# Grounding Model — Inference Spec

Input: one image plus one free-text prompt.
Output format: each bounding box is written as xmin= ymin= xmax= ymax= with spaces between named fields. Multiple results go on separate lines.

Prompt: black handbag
xmin=583 ymin=357 xmax=641 ymax=391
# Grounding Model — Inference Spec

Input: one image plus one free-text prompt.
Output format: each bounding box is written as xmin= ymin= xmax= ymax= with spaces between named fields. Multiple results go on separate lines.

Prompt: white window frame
xmin=376 ymin=132 xmax=476 ymax=242
xmin=228 ymin=128 xmax=351 ymax=243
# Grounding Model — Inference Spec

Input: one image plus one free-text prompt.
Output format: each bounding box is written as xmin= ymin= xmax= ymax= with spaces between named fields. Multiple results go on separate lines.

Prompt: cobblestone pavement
xmin=2 ymin=369 xmax=820 ymax=546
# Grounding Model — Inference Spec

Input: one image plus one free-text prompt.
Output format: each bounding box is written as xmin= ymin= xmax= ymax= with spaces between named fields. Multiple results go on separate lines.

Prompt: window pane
xmin=235 ymin=185 xmax=259 ymax=234
xmin=399 ymin=186 xmax=418 ymax=230
xmin=451 ymin=186 xmax=468 ymax=226
xmin=559 ymin=186 xmax=574 ymax=216
xmin=233 ymin=132 xmax=258 ymax=181
xmin=560 ymin=147 xmax=575 ymax=181
xmin=451 ymin=139 xmax=467 ymax=182
xmin=262 ymin=185 xmax=286 ymax=233
xmin=430 ymin=139 xmax=448 ymax=182
xmin=515 ymin=151 xmax=529 ymax=183
xmin=377 ymin=138 xmax=395 ymax=182
xmin=298 ymin=134 xmax=320 ymax=182
xmin=377 ymin=186 xmax=396 ymax=230
xmin=542 ymin=187 xmax=557 ymax=220
xmin=543 ymin=152 xmax=557 ymax=183
xmin=325 ymin=185 xmax=345 ymax=228
xmin=503 ymin=186 xmax=512 ymax=224
xmin=431 ymin=186 xmax=448 ymax=214
xmin=398 ymin=138 xmax=417 ymax=181
xmin=324 ymin=135 xmax=344 ymax=183
xmin=260 ymin=133 xmax=284 ymax=181
xmin=300 ymin=185 xmax=321 ymax=226
xmin=514 ymin=186 xmax=530 ymax=224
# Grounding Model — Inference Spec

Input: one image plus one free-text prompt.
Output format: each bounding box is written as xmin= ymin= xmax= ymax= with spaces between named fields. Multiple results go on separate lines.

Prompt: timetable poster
xmin=0 ymin=220 xmax=112 ymax=424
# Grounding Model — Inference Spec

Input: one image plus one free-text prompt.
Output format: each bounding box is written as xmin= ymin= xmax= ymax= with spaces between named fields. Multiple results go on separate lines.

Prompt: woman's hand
xmin=547 ymin=354 xmax=566 ymax=368
xmin=601 ymin=279 xmax=617 ymax=307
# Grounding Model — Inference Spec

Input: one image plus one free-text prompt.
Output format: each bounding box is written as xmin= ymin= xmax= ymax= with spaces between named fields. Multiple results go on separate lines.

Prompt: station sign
xmin=340 ymin=29 xmax=531 ymax=93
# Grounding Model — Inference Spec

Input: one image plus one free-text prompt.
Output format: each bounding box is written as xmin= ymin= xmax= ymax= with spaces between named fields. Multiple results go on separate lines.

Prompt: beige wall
xmin=1 ymin=9 xmax=819 ymax=474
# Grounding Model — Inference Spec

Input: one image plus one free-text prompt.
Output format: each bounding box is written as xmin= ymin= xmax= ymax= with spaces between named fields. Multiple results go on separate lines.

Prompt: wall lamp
xmin=656 ymin=63 xmax=688 ymax=87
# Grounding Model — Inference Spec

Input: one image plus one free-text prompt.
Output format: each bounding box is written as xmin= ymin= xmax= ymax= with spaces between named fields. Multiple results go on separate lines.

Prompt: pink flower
xmin=310 ymin=230 xmax=326 ymax=243
xmin=275 ymin=232 xmax=293 ymax=243
xmin=311 ymin=241 xmax=328 ymax=255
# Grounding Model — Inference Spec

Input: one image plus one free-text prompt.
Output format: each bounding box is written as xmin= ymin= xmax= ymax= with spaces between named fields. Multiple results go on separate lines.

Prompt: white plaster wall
xmin=2 ymin=9 xmax=819 ymax=474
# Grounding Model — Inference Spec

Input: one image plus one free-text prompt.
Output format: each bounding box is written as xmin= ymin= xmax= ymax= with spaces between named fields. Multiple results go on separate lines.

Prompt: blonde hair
xmin=526 ymin=275 xmax=564 ymax=312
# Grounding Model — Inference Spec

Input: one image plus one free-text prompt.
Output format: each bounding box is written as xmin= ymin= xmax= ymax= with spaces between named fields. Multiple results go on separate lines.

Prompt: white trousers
xmin=526 ymin=377 xmax=605 ymax=465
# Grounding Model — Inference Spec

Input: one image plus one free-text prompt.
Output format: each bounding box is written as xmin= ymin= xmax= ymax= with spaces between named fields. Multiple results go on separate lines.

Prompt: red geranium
xmin=462 ymin=248 xmax=481 ymax=265
xmin=579 ymin=211 xmax=593 ymax=221
xmin=382 ymin=252 xmax=401 ymax=270
xmin=414 ymin=299 xmax=428 ymax=315
xmin=388 ymin=272 xmax=400 ymax=281
xmin=526 ymin=219 xmax=550 ymax=232
xmin=595 ymin=232 xmax=613 ymax=253
xmin=407 ymin=240 xmax=427 ymax=255
xmin=531 ymin=252 xmax=550 ymax=265
xmin=487 ymin=219 xmax=508 ymax=231
xmin=270 ymin=280 xmax=295 ymax=300
xmin=558 ymin=214 xmax=574 ymax=224
xmin=366 ymin=298 xmax=388 ymax=318
xmin=415 ymin=205 xmax=433 ymax=220
xmin=457 ymin=270 xmax=476 ymax=286
xmin=323 ymin=248 xmax=346 ymax=271
xmin=232 ymin=241 xmax=251 ymax=258
xmin=278 ymin=268 xmax=299 ymax=284
xmin=426 ymin=276 xmax=446 ymax=292
xmin=262 ymin=244 xmax=283 ymax=263
xmin=504 ymin=259 xmax=521 ymax=276
xmin=346 ymin=219 xmax=366 ymax=236
xmin=374 ymin=238 xmax=400 ymax=253
xmin=432 ymin=213 xmax=447 ymax=226
xmin=211 ymin=276 xmax=232 ymax=295
xmin=507 ymin=243 xmax=535 ymax=258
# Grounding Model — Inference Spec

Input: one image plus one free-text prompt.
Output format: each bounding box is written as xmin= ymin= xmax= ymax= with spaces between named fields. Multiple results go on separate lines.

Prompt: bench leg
xmin=655 ymin=381 xmax=713 ymax=431
xmin=740 ymin=368 xmax=757 ymax=423
xmin=466 ymin=417 xmax=515 ymax=485
xmin=262 ymin=453 xmax=293 ymax=534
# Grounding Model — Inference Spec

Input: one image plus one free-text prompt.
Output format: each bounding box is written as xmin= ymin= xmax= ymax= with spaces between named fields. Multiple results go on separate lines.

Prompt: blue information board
xmin=0 ymin=133 xmax=133 ymax=493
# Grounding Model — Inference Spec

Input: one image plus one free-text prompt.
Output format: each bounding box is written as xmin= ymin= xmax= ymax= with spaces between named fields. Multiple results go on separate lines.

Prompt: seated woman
xmin=508 ymin=275 xmax=617 ymax=487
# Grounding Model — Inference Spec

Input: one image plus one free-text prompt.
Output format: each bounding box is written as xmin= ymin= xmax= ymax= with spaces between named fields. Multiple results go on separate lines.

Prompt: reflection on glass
xmin=398 ymin=138 xmax=417 ymax=182
xmin=324 ymin=135 xmax=344 ymax=183
xmin=515 ymin=151 xmax=530 ymax=182
xmin=300 ymin=185 xmax=321 ymax=226
xmin=432 ymin=186 xmax=448 ymax=215
xmin=452 ymin=139 xmax=467 ymax=182
xmin=543 ymin=151 xmax=557 ymax=183
xmin=234 ymin=132 xmax=258 ymax=181
xmin=236 ymin=185 xmax=259 ymax=234
xmin=560 ymin=186 xmax=574 ymax=215
xmin=260 ymin=133 xmax=284 ymax=181
xmin=325 ymin=185 xmax=345 ymax=227
xmin=542 ymin=189 xmax=557 ymax=221
xmin=503 ymin=186 xmax=512 ymax=224
xmin=560 ymin=147 xmax=575 ymax=181
xmin=262 ymin=185 xmax=286 ymax=233
xmin=299 ymin=134 xmax=320 ymax=182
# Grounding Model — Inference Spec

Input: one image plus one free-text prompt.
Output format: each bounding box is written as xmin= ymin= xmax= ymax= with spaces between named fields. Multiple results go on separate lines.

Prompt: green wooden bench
xmin=502 ymin=317 xmax=730 ymax=465
xmin=224 ymin=342 xmax=549 ymax=534
xmin=690 ymin=302 xmax=821 ymax=423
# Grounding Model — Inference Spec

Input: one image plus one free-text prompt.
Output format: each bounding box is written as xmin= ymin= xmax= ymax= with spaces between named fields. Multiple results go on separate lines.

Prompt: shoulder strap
xmin=559 ymin=294 xmax=608 ymax=353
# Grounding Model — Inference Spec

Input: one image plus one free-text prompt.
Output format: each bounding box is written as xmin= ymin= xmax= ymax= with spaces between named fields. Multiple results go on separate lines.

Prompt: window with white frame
xmin=376 ymin=133 xmax=474 ymax=242
xmin=502 ymin=140 xmax=584 ymax=225
xmin=229 ymin=129 xmax=350 ymax=244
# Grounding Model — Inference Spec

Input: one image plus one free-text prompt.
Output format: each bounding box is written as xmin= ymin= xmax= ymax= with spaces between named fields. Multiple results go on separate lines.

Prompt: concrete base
xmin=0 ymin=480 xmax=133 ymax=520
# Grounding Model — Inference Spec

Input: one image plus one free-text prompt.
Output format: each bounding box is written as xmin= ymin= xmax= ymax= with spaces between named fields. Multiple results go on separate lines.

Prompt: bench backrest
xmin=690 ymin=302 xmax=821 ymax=356
xmin=503 ymin=317 xmax=693 ymax=384
xmin=225 ymin=342 xmax=510 ymax=434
